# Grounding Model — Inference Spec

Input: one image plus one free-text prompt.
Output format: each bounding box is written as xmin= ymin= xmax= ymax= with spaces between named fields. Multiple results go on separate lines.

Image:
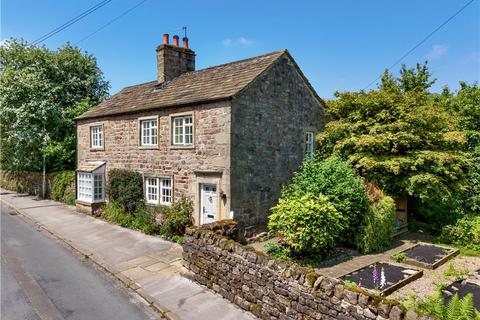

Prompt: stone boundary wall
xmin=0 ymin=170 xmax=54 ymax=197
xmin=182 ymin=221 xmax=428 ymax=320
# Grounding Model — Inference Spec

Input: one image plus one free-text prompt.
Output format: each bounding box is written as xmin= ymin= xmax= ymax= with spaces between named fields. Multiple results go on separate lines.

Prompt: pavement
xmin=1 ymin=204 xmax=157 ymax=320
xmin=0 ymin=188 xmax=256 ymax=320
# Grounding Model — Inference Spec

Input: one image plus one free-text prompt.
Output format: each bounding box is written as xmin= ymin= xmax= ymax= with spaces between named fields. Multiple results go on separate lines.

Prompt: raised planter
xmin=393 ymin=243 xmax=459 ymax=270
xmin=340 ymin=262 xmax=423 ymax=296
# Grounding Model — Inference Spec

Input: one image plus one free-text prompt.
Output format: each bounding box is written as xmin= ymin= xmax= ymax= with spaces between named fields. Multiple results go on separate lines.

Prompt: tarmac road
xmin=1 ymin=204 xmax=159 ymax=320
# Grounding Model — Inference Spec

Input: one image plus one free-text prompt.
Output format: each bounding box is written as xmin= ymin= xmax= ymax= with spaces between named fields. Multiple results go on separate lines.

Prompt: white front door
xmin=200 ymin=184 xmax=218 ymax=225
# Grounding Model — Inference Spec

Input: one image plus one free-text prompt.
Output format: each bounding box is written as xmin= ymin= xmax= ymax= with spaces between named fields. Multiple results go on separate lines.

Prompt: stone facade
xmin=183 ymin=222 xmax=428 ymax=320
xmin=231 ymin=55 xmax=324 ymax=226
xmin=76 ymin=51 xmax=324 ymax=228
xmin=76 ymin=101 xmax=231 ymax=225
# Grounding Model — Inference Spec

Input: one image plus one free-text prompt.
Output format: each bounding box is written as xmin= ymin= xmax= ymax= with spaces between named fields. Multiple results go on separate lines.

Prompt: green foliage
xmin=265 ymin=242 xmax=292 ymax=261
xmin=412 ymin=195 xmax=465 ymax=233
xmin=158 ymin=198 xmax=194 ymax=240
xmin=130 ymin=208 xmax=158 ymax=234
xmin=392 ymin=252 xmax=407 ymax=263
xmin=51 ymin=171 xmax=75 ymax=205
xmin=268 ymin=193 xmax=346 ymax=255
xmin=281 ymin=157 xmax=369 ymax=244
xmin=417 ymin=291 xmax=480 ymax=320
xmin=100 ymin=202 xmax=158 ymax=234
xmin=443 ymin=263 xmax=469 ymax=281
xmin=356 ymin=192 xmax=396 ymax=253
xmin=439 ymin=215 xmax=480 ymax=251
xmin=319 ymin=79 xmax=469 ymax=201
xmin=343 ymin=280 xmax=358 ymax=289
xmin=107 ymin=169 xmax=144 ymax=214
xmin=398 ymin=61 xmax=436 ymax=93
xmin=100 ymin=201 xmax=133 ymax=227
xmin=0 ymin=39 xmax=109 ymax=172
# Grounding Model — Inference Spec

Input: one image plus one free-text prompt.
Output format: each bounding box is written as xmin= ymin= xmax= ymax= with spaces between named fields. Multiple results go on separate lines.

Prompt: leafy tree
xmin=398 ymin=61 xmax=436 ymax=92
xmin=0 ymin=39 xmax=109 ymax=175
xmin=318 ymin=78 xmax=469 ymax=201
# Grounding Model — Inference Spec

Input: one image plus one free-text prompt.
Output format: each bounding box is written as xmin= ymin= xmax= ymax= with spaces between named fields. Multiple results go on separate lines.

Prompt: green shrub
xmin=159 ymin=197 xmax=193 ymax=240
xmin=268 ymin=193 xmax=346 ymax=255
xmin=107 ymin=169 xmax=144 ymax=214
xmin=439 ymin=215 xmax=480 ymax=251
xmin=130 ymin=208 xmax=159 ymax=234
xmin=392 ymin=252 xmax=407 ymax=263
xmin=51 ymin=171 xmax=75 ymax=204
xmin=265 ymin=242 xmax=292 ymax=261
xmin=356 ymin=194 xmax=396 ymax=254
xmin=281 ymin=157 xmax=369 ymax=245
xmin=100 ymin=201 xmax=133 ymax=227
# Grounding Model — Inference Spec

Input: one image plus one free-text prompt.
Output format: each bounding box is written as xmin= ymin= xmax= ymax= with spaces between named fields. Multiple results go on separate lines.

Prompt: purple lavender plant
xmin=372 ymin=265 xmax=380 ymax=288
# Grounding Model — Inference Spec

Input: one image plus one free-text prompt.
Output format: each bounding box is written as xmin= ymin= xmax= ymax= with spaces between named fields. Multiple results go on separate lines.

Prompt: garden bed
xmin=442 ymin=280 xmax=480 ymax=311
xmin=394 ymin=243 xmax=459 ymax=269
xmin=340 ymin=262 xmax=423 ymax=296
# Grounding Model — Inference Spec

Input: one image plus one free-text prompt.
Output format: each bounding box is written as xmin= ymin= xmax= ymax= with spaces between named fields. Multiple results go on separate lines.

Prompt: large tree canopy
xmin=0 ymin=39 xmax=109 ymax=172
xmin=317 ymin=64 xmax=470 ymax=201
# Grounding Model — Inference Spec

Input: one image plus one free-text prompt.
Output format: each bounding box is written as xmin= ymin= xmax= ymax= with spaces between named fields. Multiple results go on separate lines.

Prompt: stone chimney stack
xmin=156 ymin=33 xmax=195 ymax=83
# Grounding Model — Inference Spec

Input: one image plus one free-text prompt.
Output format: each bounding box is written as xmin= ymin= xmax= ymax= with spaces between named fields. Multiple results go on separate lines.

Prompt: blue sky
xmin=2 ymin=0 xmax=479 ymax=98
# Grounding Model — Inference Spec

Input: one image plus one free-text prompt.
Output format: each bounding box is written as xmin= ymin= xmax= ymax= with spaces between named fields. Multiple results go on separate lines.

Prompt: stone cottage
xmin=75 ymin=34 xmax=325 ymax=228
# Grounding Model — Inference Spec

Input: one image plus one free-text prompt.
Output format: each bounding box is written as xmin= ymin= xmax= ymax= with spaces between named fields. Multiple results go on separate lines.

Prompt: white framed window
xmin=305 ymin=132 xmax=314 ymax=158
xmin=172 ymin=115 xmax=193 ymax=145
xmin=160 ymin=178 xmax=172 ymax=204
xmin=146 ymin=177 xmax=159 ymax=204
xmin=140 ymin=118 xmax=158 ymax=146
xmin=145 ymin=177 xmax=172 ymax=205
xmin=77 ymin=172 xmax=104 ymax=203
xmin=90 ymin=125 xmax=103 ymax=149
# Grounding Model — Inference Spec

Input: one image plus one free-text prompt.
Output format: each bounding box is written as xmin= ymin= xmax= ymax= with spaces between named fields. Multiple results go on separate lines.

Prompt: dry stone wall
xmin=182 ymin=221 xmax=426 ymax=320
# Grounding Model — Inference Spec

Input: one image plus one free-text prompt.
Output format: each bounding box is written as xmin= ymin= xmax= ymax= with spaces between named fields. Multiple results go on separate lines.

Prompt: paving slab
xmin=1 ymin=189 xmax=256 ymax=320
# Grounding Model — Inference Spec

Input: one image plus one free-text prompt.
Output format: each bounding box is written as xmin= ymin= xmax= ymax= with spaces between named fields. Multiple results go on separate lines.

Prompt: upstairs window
xmin=90 ymin=125 xmax=103 ymax=149
xmin=140 ymin=118 xmax=158 ymax=146
xmin=172 ymin=115 xmax=193 ymax=145
xmin=145 ymin=177 xmax=172 ymax=205
xmin=305 ymin=132 xmax=314 ymax=158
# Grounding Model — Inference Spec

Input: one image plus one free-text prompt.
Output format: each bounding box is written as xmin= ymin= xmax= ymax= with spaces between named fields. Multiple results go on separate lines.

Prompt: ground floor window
xmin=77 ymin=172 xmax=104 ymax=203
xmin=145 ymin=177 xmax=172 ymax=205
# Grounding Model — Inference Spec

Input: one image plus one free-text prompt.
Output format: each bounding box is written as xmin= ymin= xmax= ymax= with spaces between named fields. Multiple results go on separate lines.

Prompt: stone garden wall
xmin=182 ymin=221 xmax=417 ymax=320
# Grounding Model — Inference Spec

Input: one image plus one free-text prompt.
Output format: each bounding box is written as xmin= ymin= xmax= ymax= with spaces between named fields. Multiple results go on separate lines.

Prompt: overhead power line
xmin=363 ymin=0 xmax=476 ymax=90
xmin=75 ymin=0 xmax=149 ymax=45
xmin=32 ymin=0 xmax=113 ymax=45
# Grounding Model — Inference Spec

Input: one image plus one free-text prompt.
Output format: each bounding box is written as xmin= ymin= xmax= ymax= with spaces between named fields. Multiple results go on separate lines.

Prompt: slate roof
xmin=76 ymin=50 xmax=287 ymax=120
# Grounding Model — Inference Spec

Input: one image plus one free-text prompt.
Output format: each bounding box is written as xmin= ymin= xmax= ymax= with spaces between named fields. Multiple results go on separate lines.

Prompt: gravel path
xmin=390 ymin=255 xmax=480 ymax=301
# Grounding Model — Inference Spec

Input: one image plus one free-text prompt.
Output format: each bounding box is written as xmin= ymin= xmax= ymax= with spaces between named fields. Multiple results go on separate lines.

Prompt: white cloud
xmin=426 ymin=44 xmax=448 ymax=60
xmin=238 ymin=37 xmax=254 ymax=46
xmin=222 ymin=38 xmax=233 ymax=47
xmin=222 ymin=37 xmax=254 ymax=47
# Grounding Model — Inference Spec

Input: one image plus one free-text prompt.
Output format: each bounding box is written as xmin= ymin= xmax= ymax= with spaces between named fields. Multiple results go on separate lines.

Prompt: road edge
xmin=1 ymin=198 xmax=176 ymax=320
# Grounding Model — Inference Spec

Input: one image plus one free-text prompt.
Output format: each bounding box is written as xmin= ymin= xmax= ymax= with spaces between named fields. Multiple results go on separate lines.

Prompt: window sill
xmin=90 ymin=147 xmax=105 ymax=151
xmin=76 ymin=199 xmax=105 ymax=206
xmin=169 ymin=144 xmax=195 ymax=150
xmin=139 ymin=145 xmax=159 ymax=150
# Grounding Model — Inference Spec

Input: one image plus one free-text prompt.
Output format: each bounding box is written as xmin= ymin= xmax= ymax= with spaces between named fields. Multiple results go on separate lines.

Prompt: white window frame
xmin=145 ymin=177 xmax=172 ymax=205
xmin=90 ymin=125 xmax=104 ymax=149
xmin=305 ymin=131 xmax=314 ymax=158
xmin=172 ymin=115 xmax=193 ymax=146
xmin=139 ymin=117 xmax=158 ymax=147
xmin=77 ymin=172 xmax=104 ymax=203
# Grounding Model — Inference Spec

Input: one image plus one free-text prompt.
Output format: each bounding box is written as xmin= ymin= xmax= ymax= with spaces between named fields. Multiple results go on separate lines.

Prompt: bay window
xmin=77 ymin=172 xmax=104 ymax=203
